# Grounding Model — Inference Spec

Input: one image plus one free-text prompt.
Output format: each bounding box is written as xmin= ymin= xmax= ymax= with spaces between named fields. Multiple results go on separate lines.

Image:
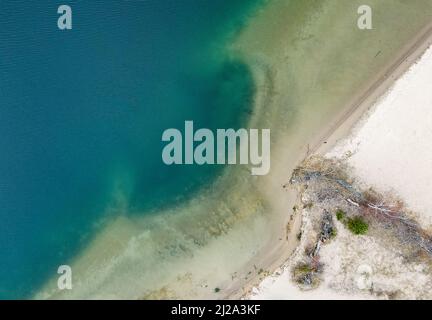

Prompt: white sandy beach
xmin=249 ymin=41 xmax=432 ymax=301
xmin=328 ymin=45 xmax=432 ymax=231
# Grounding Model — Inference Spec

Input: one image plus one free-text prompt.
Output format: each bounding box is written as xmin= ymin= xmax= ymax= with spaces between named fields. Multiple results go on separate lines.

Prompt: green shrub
xmin=304 ymin=202 xmax=313 ymax=209
xmin=214 ymin=287 xmax=220 ymax=293
xmin=330 ymin=228 xmax=337 ymax=238
xmin=294 ymin=263 xmax=313 ymax=274
xmin=347 ymin=217 xmax=368 ymax=235
xmin=336 ymin=209 xmax=346 ymax=221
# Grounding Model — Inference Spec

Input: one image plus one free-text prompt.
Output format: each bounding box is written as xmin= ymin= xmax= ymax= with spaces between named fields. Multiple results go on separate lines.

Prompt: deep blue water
xmin=0 ymin=0 xmax=258 ymax=299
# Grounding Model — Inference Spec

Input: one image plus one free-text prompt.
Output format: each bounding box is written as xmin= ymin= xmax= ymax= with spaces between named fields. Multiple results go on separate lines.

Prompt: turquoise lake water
xmin=0 ymin=0 xmax=260 ymax=299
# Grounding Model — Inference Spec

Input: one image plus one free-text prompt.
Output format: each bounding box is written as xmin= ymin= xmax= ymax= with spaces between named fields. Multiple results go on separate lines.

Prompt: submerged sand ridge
xmin=37 ymin=0 xmax=432 ymax=299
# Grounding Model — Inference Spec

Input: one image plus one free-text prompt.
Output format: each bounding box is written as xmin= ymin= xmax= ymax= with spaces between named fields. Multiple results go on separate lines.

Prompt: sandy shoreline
xmin=237 ymin=18 xmax=432 ymax=301
xmin=315 ymin=20 xmax=432 ymax=157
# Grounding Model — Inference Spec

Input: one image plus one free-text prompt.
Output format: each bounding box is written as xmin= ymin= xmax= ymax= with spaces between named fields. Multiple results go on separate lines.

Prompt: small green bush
xmin=304 ymin=202 xmax=313 ymax=209
xmin=347 ymin=217 xmax=368 ymax=235
xmin=330 ymin=228 xmax=337 ymax=238
xmin=294 ymin=263 xmax=313 ymax=274
xmin=336 ymin=209 xmax=346 ymax=221
xmin=214 ymin=287 xmax=220 ymax=293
